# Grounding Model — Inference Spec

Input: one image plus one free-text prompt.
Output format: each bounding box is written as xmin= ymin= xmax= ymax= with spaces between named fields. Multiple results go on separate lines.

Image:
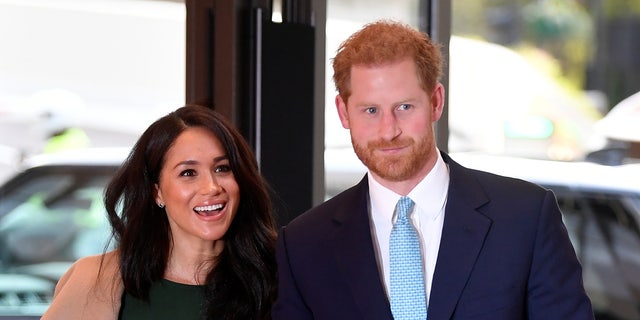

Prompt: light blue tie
xmin=390 ymin=196 xmax=427 ymax=319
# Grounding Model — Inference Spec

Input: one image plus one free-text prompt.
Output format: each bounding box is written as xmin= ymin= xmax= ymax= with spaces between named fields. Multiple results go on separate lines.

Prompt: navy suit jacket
xmin=272 ymin=152 xmax=594 ymax=319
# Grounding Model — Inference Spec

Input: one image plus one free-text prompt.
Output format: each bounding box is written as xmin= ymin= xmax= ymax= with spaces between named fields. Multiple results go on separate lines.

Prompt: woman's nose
xmin=203 ymin=174 xmax=222 ymax=194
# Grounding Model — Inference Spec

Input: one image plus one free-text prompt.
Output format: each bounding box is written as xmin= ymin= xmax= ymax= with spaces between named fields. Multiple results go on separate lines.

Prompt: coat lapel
xmin=428 ymin=154 xmax=493 ymax=319
xmin=330 ymin=177 xmax=394 ymax=319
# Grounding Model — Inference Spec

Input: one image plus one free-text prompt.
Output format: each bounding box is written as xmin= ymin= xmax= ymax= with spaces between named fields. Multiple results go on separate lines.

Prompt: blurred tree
xmin=452 ymin=0 xmax=493 ymax=38
xmin=522 ymin=0 xmax=594 ymax=89
xmin=586 ymin=0 xmax=640 ymax=108
xmin=451 ymin=0 xmax=640 ymax=109
xmin=601 ymin=0 xmax=640 ymax=17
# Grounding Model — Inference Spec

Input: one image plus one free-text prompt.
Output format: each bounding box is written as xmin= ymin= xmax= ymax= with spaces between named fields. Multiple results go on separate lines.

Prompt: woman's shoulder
xmin=74 ymin=250 xmax=119 ymax=273
xmin=41 ymin=250 xmax=123 ymax=320
xmin=58 ymin=251 xmax=119 ymax=287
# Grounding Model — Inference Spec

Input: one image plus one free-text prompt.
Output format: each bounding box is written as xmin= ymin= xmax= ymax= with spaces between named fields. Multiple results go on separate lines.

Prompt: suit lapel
xmin=326 ymin=154 xmax=493 ymax=319
xmin=428 ymin=154 xmax=493 ymax=319
xmin=329 ymin=177 xmax=394 ymax=319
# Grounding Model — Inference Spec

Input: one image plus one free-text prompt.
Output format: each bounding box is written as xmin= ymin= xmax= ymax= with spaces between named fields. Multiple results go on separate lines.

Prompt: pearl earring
xmin=158 ymin=203 xmax=165 ymax=208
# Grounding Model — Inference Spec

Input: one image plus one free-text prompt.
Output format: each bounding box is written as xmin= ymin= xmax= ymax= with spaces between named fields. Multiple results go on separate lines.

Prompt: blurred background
xmin=0 ymin=0 xmax=639 ymax=319
xmin=1 ymin=0 xmax=639 ymax=183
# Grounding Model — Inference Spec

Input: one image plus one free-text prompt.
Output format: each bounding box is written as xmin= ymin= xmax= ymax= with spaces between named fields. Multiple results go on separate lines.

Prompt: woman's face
xmin=155 ymin=127 xmax=240 ymax=249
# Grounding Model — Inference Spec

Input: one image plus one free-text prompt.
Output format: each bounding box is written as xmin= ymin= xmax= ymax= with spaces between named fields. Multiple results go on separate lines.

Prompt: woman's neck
xmin=164 ymin=239 xmax=224 ymax=285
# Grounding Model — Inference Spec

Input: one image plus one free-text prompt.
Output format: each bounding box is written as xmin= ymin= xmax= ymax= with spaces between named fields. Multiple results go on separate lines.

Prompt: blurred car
xmin=0 ymin=148 xmax=128 ymax=319
xmin=449 ymin=152 xmax=640 ymax=320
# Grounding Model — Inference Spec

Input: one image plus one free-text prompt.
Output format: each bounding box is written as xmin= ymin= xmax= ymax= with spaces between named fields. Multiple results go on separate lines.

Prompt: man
xmin=272 ymin=20 xmax=594 ymax=319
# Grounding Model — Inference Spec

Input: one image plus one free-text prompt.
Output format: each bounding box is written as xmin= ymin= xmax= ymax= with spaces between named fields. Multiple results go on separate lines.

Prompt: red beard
xmin=352 ymin=135 xmax=432 ymax=181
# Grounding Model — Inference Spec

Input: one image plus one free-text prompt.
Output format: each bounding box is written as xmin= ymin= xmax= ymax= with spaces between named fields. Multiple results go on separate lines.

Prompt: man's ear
xmin=336 ymin=94 xmax=350 ymax=129
xmin=431 ymin=83 xmax=445 ymax=122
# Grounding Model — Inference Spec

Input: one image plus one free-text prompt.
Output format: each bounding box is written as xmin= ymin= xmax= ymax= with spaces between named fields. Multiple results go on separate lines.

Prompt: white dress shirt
xmin=368 ymin=150 xmax=450 ymax=304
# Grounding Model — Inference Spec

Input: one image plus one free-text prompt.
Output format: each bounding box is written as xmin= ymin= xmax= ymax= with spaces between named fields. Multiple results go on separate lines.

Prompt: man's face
xmin=336 ymin=58 xmax=444 ymax=187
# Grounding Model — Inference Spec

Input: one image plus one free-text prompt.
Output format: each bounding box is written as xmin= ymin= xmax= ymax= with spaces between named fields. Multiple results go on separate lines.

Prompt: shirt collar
xmin=368 ymin=150 xmax=449 ymax=223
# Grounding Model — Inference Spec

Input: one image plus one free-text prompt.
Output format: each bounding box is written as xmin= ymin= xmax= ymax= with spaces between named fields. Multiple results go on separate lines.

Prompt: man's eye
xmin=215 ymin=165 xmax=232 ymax=173
xmin=365 ymin=107 xmax=377 ymax=114
xmin=398 ymin=104 xmax=411 ymax=111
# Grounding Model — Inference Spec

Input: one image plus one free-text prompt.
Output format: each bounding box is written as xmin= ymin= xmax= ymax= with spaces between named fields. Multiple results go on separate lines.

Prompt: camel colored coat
xmin=41 ymin=250 xmax=123 ymax=320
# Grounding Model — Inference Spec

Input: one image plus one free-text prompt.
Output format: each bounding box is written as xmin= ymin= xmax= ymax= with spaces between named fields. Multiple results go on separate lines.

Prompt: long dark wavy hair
xmin=104 ymin=105 xmax=277 ymax=319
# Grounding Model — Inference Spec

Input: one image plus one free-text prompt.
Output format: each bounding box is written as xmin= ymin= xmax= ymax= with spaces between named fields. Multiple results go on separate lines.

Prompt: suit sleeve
xmin=272 ymin=227 xmax=314 ymax=320
xmin=527 ymin=190 xmax=594 ymax=319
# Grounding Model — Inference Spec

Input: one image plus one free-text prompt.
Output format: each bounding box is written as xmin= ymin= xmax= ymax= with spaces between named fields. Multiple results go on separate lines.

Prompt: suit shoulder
xmin=445 ymin=152 xmax=550 ymax=197
xmin=474 ymin=167 xmax=546 ymax=193
xmin=284 ymin=182 xmax=366 ymax=235
xmin=453 ymin=160 xmax=549 ymax=199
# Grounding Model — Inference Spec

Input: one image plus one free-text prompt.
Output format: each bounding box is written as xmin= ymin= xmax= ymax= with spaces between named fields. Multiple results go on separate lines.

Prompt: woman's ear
xmin=154 ymin=183 xmax=164 ymax=207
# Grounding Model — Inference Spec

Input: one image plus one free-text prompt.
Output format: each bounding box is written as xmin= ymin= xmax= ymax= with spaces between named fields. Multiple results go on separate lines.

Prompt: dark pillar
xmin=185 ymin=0 xmax=316 ymax=226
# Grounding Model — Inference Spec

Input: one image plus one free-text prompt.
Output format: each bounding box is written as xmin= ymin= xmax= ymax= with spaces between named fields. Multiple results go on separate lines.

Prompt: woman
xmin=42 ymin=105 xmax=277 ymax=319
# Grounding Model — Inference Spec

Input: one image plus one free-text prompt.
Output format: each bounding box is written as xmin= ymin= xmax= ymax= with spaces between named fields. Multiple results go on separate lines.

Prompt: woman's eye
xmin=215 ymin=164 xmax=232 ymax=173
xmin=180 ymin=169 xmax=196 ymax=177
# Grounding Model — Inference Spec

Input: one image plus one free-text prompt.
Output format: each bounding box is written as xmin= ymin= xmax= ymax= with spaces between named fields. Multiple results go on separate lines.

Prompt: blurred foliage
xmin=451 ymin=0 xmax=494 ymax=38
xmin=602 ymin=0 xmax=640 ymax=17
xmin=452 ymin=0 xmax=594 ymax=89
xmin=522 ymin=0 xmax=594 ymax=89
xmin=452 ymin=0 xmax=640 ymax=109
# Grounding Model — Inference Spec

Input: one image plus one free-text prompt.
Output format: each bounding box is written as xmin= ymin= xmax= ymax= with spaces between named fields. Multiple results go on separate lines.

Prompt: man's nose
xmin=379 ymin=111 xmax=401 ymax=140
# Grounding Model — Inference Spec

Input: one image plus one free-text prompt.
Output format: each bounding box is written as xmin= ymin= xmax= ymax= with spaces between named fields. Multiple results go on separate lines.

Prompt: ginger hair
xmin=332 ymin=20 xmax=443 ymax=103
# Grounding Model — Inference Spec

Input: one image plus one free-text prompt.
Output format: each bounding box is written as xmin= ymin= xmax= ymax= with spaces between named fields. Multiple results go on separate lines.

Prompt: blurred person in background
xmin=33 ymin=88 xmax=91 ymax=154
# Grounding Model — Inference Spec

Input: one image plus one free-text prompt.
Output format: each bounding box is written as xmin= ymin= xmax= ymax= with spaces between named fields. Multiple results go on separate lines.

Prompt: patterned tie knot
xmin=396 ymin=196 xmax=415 ymax=223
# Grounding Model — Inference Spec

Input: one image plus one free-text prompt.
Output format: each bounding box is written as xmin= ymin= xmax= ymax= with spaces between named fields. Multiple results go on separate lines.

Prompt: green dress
xmin=119 ymin=279 xmax=205 ymax=319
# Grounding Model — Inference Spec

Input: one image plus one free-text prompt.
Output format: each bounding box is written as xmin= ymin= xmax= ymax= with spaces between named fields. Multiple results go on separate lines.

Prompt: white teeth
xmin=194 ymin=203 xmax=224 ymax=212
